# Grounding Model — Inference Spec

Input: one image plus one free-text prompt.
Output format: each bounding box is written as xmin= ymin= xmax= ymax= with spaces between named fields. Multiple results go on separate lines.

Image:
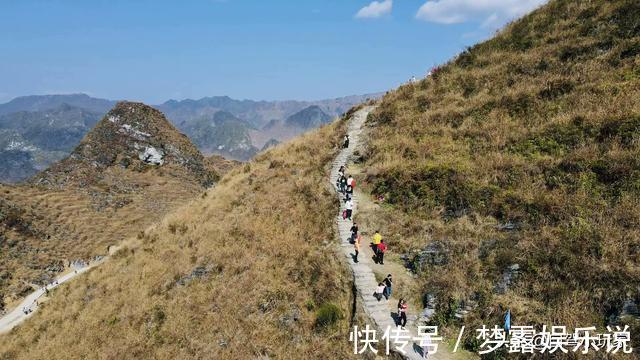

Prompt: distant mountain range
xmin=0 ymin=103 xmax=104 ymax=182
xmin=0 ymin=93 xmax=381 ymax=182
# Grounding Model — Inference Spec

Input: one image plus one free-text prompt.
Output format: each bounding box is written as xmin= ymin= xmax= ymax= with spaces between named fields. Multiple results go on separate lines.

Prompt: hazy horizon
xmin=0 ymin=0 xmax=546 ymax=104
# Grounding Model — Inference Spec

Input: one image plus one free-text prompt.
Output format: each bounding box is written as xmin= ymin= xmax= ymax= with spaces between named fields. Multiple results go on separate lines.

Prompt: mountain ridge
xmin=0 ymin=93 xmax=382 ymax=182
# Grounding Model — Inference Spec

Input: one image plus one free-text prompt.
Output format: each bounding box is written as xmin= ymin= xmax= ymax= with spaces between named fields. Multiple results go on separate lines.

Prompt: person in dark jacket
xmin=345 ymin=184 xmax=353 ymax=200
xmin=383 ymin=274 xmax=393 ymax=299
xmin=340 ymin=175 xmax=347 ymax=194
xmin=350 ymin=222 xmax=359 ymax=241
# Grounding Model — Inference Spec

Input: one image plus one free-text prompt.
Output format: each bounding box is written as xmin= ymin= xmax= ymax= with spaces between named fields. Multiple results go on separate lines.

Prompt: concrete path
xmin=331 ymin=106 xmax=449 ymax=359
xmin=0 ymin=262 xmax=99 ymax=334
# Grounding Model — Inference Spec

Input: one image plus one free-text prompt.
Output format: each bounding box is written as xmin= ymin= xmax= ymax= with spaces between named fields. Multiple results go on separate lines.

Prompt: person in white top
xmin=374 ymin=283 xmax=386 ymax=301
xmin=346 ymin=175 xmax=353 ymax=187
xmin=345 ymin=199 xmax=353 ymax=220
xmin=422 ymin=335 xmax=432 ymax=359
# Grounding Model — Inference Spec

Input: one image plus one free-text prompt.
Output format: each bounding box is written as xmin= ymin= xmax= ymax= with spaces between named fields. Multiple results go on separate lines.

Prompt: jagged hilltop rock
xmin=31 ymin=101 xmax=217 ymax=188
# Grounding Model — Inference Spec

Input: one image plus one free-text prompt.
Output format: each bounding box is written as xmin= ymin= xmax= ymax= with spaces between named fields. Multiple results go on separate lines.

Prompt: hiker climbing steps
xmin=330 ymin=106 xmax=449 ymax=359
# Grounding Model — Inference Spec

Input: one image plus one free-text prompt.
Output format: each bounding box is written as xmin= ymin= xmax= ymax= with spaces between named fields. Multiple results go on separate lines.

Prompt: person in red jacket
xmin=377 ymin=240 xmax=387 ymax=265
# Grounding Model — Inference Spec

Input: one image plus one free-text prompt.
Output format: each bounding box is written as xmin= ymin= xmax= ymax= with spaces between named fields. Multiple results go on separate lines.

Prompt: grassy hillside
xmin=0 ymin=114 xmax=353 ymax=358
xmin=0 ymin=103 xmax=226 ymax=314
xmin=361 ymin=0 xmax=640 ymax=351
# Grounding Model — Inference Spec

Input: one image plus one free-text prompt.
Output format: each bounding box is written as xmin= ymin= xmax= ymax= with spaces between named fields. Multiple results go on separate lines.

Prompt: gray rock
xmin=70 ymin=259 xmax=88 ymax=269
xmin=176 ymin=264 xmax=219 ymax=286
xmin=621 ymin=299 xmax=640 ymax=318
xmin=495 ymin=263 xmax=521 ymax=294
xmin=496 ymin=222 xmax=519 ymax=231
xmin=278 ymin=306 xmax=302 ymax=328
xmin=408 ymin=241 xmax=449 ymax=273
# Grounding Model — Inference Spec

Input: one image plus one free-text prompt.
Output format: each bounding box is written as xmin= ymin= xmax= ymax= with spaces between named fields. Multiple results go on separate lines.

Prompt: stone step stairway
xmin=331 ymin=107 xmax=449 ymax=359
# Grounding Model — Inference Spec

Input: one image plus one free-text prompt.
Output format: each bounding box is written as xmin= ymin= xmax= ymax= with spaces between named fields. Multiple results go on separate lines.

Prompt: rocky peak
xmin=72 ymin=101 xmax=201 ymax=167
xmin=32 ymin=101 xmax=216 ymax=187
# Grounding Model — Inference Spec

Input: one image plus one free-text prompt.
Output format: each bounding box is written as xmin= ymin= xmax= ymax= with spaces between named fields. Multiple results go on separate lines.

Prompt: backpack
xmin=342 ymin=209 xmax=347 ymax=220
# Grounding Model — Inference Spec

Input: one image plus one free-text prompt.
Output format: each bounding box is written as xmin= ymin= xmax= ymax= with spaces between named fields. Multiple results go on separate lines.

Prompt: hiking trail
xmin=0 ymin=253 xmax=114 ymax=334
xmin=331 ymin=106 xmax=451 ymax=359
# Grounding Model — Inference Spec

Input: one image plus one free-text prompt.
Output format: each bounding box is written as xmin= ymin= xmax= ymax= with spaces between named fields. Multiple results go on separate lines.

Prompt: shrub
xmin=314 ymin=303 xmax=343 ymax=329
xmin=538 ymin=79 xmax=574 ymax=100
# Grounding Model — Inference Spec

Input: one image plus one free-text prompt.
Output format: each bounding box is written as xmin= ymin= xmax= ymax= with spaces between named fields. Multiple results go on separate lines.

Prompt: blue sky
xmin=0 ymin=0 xmax=546 ymax=104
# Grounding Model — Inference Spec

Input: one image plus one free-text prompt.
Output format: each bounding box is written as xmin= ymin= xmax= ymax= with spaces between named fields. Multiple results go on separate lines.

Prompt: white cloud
xmin=416 ymin=0 xmax=547 ymax=28
xmin=355 ymin=0 xmax=393 ymax=19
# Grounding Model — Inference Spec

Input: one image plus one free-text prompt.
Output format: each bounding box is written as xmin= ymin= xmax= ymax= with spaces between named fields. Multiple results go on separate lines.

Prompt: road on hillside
xmin=0 ymin=263 xmax=97 ymax=334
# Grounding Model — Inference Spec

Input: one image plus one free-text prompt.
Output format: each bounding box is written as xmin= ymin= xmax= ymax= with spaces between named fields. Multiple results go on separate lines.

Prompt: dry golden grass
xmin=0 ymin=116 xmax=355 ymax=359
xmin=359 ymin=0 xmax=640 ymax=353
xmin=0 ymin=166 xmax=205 ymax=307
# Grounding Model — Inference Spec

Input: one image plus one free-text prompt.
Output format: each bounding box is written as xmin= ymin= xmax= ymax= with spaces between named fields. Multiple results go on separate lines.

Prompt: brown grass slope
xmin=362 ymin=0 xmax=640 ymax=352
xmin=0 ymin=115 xmax=354 ymax=358
xmin=1 ymin=102 xmax=226 ymax=312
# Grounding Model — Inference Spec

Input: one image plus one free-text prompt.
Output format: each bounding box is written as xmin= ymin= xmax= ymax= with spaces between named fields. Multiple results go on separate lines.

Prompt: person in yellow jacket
xmin=373 ymin=230 xmax=382 ymax=245
xmin=371 ymin=230 xmax=382 ymax=256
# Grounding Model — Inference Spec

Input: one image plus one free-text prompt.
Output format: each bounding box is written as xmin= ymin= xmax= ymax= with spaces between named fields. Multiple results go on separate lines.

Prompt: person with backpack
xmin=339 ymin=175 xmax=347 ymax=194
xmin=377 ymin=240 xmax=387 ymax=265
xmin=345 ymin=199 xmax=353 ymax=220
xmin=398 ymin=299 xmax=408 ymax=328
xmin=343 ymin=135 xmax=350 ymax=148
xmin=354 ymin=234 xmax=360 ymax=263
xmin=337 ymin=166 xmax=345 ymax=188
xmin=383 ymin=274 xmax=393 ymax=299
xmin=345 ymin=183 xmax=353 ymax=201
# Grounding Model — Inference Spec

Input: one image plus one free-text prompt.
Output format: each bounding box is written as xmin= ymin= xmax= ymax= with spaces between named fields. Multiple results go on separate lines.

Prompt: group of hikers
xmin=349 ymin=224 xmax=386 ymax=265
xmin=337 ymin=165 xmax=355 ymax=220
xmin=21 ymin=299 xmax=38 ymax=315
xmin=19 ymin=279 xmax=60 ymax=315
xmin=337 ymin=137 xmax=409 ymax=330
